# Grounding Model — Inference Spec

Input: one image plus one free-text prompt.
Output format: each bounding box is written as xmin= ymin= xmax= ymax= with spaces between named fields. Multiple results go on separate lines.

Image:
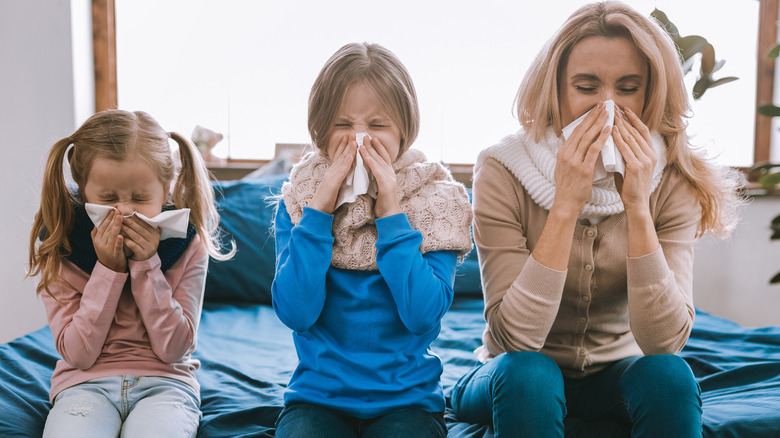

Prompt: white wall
xmin=0 ymin=0 xmax=88 ymax=343
xmin=693 ymin=196 xmax=780 ymax=327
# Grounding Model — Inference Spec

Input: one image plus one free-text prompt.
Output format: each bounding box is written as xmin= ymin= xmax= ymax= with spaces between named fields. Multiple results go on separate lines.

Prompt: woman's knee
xmin=622 ymin=355 xmax=701 ymax=404
xmin=488 ymin=351 xmax=564 ymax=397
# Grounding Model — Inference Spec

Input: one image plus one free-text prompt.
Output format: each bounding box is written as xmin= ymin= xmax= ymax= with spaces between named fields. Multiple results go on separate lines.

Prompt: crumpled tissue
xmin=561 ymin=99 xmax=623 ymax=183
xmin=335 ymin=132 xmax=378 ymax=208
xmin=84 ymin=203 xmax=191 ymax=240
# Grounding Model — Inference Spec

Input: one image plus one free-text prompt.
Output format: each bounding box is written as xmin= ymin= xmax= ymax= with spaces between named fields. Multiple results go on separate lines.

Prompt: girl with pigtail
xmin=28 ymin=109 xmax=233 ymax=437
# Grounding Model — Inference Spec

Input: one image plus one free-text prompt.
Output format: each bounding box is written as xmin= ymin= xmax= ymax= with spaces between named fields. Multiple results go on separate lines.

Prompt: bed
xmin=2 ymin=173 xmax=779 ymax=437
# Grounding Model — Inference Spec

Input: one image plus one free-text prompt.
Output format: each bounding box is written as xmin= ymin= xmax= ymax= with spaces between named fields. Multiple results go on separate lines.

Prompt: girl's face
xmin=559 ymin=36 xmax=648 ymax=126
xmin=83 ymin=154 xmax=169 ymax=218
xmin=326 ymin=81 xmax=402 ymax=161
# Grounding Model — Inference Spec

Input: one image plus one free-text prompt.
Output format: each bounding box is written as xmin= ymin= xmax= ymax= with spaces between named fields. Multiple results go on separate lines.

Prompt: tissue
xmin=561 ymin=100 xmax=624 ymax=182
xmin=84 ymin=203 xmax=191 ymax=240
xmin=335 ymin=133 xmax=378 ymax=208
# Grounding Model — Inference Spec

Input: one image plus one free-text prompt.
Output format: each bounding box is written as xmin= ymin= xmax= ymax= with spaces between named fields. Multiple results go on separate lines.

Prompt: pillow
xmin=452 ymin=188 xmax=481 ymax=297
xmin=204 ymin=174 xmax=287 ymax=303
xmin=453 ymin=245 xmax=481 ymax=297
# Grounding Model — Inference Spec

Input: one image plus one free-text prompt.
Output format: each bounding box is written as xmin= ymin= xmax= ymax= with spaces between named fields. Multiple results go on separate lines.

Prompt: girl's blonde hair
xmin=516 ymin=1 xmax=743 ymax=237
xmin=28 ymin=110 xmax=234 ymax=298
xmin=308 ymin=42 xmax=420 ymax=157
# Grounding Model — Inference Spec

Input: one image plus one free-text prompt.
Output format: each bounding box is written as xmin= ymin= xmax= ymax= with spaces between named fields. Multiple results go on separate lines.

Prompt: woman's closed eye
xmin=574 ymin=85 xmax=597 ymax=94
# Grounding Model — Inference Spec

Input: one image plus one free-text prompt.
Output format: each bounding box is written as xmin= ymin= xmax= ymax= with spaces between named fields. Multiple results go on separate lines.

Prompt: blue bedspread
xmin=1 ymin=298 xmax=779 ymax=437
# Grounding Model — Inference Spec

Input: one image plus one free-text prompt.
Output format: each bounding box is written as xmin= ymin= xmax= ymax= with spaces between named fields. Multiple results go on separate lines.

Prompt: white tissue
xmin=561 ymin=100 xmax=624 ymax=183
xmin=84 ymin=203 xmax=191 ymax=240
xmin=335 ymin=133 xmax=378 ymax=208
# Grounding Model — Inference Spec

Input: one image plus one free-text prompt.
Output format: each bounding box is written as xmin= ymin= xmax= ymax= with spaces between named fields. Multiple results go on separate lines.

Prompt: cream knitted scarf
xmin=282 ymin=148 xmax=473 ymax=270
xmin=477 ymin=128 xmax=667 ymax=217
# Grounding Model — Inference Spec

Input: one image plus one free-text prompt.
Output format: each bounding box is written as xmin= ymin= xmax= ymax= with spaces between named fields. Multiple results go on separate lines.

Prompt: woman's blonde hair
xmin=308 ymin=42 xmax=420 ymax=157
xmin=516 ymin=0 xmax=743 ymax=237
xmin=28 ymin=110 xmax=234 ymax=298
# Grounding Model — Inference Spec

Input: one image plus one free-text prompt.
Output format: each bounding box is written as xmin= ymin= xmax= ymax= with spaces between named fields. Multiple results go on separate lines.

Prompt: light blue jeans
xmin=42 ymin=375 xmax=200 ymax=438
xmin=451 ymin=352 xmax=702 ymax=437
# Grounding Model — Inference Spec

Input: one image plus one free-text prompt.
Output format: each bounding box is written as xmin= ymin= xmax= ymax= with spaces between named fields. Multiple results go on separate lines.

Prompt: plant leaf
xmin=769 ymin=44 xmax=780 ymax=59
xmin=700 ymin=44 xmax=716 ymax=76
xmin=692 ymin=78 xmax=710 ymax=99
xmin=758 ymin=104 xmax=780 ymax=117
xmin=758 ymin=172 xmax=780 ymax=189
xmin=678 ymin=35 xmax=709 ymax=62
xmin=709 ymin=77 xmax=739 ymax=88
xmin=651 ymin=9 xmax=680 ymax=40
xmin=751 ymin=162 xmax=780 ymax=174
xmin=771 ymin=271 xmax=780 ymax=284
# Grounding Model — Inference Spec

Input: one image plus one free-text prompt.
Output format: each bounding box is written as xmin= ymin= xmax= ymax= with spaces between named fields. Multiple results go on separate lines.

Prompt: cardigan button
xmin=584 ymin=264 xmax=593 ymax=271
xmin=586 ymin=229 xmax=596 ymax=238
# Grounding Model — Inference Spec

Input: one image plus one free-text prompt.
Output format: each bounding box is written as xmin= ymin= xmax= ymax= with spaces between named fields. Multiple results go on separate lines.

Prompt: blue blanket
xmin=1 ymin=298 xmax=779 ymax=437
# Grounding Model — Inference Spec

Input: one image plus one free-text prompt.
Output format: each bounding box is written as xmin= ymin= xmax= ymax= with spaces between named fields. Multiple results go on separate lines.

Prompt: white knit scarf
xmin=282 ymin=148 xmax=473 ymax=270
xmin=477 ymin=128 xmax=667 ymax=218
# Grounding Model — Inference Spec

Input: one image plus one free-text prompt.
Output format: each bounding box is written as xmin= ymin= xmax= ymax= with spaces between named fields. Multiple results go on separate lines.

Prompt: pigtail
xmin=28 ymin=137 xmax=79 ymax=298
xmin=170 ymin=132 xmax=235 ymax=260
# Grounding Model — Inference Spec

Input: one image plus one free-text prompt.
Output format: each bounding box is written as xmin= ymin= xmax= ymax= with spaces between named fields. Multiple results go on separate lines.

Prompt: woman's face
xmin=325 ymin=81 xmax=402 ymax=162
xmin=559 ymin=36 xmax=648 ymax=126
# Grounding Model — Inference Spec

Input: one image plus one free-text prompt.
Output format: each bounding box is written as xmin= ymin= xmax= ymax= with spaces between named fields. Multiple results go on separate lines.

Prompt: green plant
xmin=758 ymin=43 xmax=780 ymax=117
xmin=752 ymin=42 xmax=780 ymax=285
xmin=652 ymin=9 xmax=739 ymax=99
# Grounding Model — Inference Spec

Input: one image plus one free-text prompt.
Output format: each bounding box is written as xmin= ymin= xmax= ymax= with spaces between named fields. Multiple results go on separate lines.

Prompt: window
xmin=101 ymin=0 xmax=770 ymax=167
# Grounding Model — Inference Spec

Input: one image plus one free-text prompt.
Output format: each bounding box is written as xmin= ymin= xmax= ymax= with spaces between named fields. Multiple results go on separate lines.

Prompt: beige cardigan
xmin=472 ymin=156 xmax=701 ymax=378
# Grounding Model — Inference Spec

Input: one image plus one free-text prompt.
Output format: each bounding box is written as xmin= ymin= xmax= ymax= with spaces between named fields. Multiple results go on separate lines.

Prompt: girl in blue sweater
xmin=271 ymin=42 xmax=473 ymax=438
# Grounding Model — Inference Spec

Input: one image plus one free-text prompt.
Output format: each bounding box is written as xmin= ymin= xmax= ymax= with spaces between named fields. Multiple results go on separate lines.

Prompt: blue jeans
xmin=275 ymin=403 xmax=446 ymax=438
xmin=451 ymin=352 xmax=702 ymax=437
xmin=42 ymin=375 xmax=200 ymax=438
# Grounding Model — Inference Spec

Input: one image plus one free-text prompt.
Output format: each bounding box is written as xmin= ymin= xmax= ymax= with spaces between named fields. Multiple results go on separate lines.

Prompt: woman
xmin=450 ymin=2 xmax=742 ymax=437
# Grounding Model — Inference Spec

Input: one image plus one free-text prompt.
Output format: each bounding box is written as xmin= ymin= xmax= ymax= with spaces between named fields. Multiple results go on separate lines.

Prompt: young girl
xmin=272 ymin=42 xmax=473 ymax=438
xmin=450 ymin=2 xmax=743 ymax=437
xmin=28 ymin=110 xmax=233 ymax=437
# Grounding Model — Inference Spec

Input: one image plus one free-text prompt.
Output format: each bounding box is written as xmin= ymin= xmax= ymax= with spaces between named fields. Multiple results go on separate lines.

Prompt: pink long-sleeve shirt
xmin=41 ymin=237 xmax=208 ymax=402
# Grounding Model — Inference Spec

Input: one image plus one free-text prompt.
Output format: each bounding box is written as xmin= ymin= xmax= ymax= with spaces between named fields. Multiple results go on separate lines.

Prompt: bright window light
xmin=116 ymin=0 xmax=758 ymax=166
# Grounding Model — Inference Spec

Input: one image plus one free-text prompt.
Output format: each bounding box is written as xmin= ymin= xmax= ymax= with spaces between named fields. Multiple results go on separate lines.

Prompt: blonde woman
xmin=450 ymin=2 xmax=742 ymax=436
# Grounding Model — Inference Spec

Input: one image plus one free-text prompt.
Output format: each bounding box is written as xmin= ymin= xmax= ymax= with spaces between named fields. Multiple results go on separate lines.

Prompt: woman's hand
xmin=553 ymin=102 xmax=612 ymax=215
xmin=308 ymin=134 xmax=358 ymax=214
xmin=360 ymin=136 xmax=401 ymax=218
xmin=612 ymin=107 xmax=656 ymax=213
xmin=91 ymin=210 xmax=127 ymax=272
xmin=121 ymin=215 xmax=161 ymax=261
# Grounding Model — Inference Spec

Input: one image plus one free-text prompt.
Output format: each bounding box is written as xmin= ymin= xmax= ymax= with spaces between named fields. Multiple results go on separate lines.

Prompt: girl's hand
xmin=309 ymin=134 xmax=358 ymax=214
xmin=91 ymin=209 xmax=127 ymax=272
xmin=612 ymin=107 xmax=656 ymax=213
xmin=360 ymin=136 xmax=401 ymax=218
xmin=553 ymin=102 xmax=612 ymax=215
xmin=121 ymin=215 xmax=161 ymax=261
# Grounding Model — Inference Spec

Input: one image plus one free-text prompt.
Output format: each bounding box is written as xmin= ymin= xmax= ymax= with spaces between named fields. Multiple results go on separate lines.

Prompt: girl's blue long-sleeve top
xmin=272 ymin=200 xmax=457 ymax=418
